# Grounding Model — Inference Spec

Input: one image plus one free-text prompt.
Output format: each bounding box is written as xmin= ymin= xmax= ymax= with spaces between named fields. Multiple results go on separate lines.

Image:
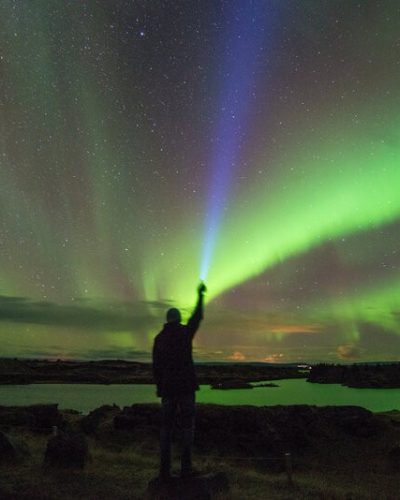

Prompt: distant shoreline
xmin=0 ymin=358 xmax=306 ymax=385
xmin=2 ymin=359 xmax=400 ymax=389
xmin=307 ymin=363 xmax=400 ymax=389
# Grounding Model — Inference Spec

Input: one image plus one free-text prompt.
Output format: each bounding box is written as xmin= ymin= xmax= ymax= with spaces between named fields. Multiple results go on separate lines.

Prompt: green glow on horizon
xmin=319 ymin=275 xmax=400 ymax=335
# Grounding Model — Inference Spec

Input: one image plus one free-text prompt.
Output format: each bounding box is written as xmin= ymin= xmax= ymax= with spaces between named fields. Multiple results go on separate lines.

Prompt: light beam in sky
xmin=200 ymin=0 xmax=270 ymax=280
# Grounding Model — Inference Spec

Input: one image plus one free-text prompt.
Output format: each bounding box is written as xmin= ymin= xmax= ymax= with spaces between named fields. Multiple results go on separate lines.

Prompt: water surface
xmin=1 ymin=379 xmax=399 ymax=414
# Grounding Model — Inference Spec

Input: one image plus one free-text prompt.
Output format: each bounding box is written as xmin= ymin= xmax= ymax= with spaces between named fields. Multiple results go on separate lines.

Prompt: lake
xmin=1 ymin=379 xmax=400 ymax=414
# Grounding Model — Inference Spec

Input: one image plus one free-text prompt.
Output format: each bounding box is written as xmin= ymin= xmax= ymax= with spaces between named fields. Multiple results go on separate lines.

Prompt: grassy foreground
xmin=0 ymin=408 xmax=399 ymax=499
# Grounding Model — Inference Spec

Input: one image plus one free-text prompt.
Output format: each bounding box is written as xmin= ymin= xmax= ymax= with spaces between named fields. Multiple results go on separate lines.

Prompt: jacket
xmin=152 ymin=297 xmax=203 ymax=397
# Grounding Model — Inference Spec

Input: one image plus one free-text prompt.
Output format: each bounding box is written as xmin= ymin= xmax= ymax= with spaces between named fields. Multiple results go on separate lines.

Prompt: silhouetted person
xmin=152 ymin=282 xmax=207 ymax=480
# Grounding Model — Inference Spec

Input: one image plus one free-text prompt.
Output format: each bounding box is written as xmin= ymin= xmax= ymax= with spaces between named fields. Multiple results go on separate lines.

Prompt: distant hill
xmin=308 ymin=363 xmax=400 ymax=388
xmin=0 ymin=358 xmax=306 ymax=385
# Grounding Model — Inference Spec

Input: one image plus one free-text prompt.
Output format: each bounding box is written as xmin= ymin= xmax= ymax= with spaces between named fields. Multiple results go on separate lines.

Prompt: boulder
xmin=107 ymin=403 xmax=387 ymax=459
xmin=317 ymin=406 xmax=381 ymax=438
xmin=113 ymin=404 xmax=160 ymax=431
xmin=266 ymin=405 xmax=315 ymax=451
xmin=195 ymin=405 xmax=283 ymax=456
xmin=0 ymin=406 xmax=29 ymax=427
xmin=146 ymin=472 xmax=229 ymax=500
xmin=387 ymin=446 xmax=400 ymax=472
xmin=0 ymin=404 xmax=63 ymax=431
xmin=113 ymin=413 xmax=136 ymax=431
xmin=81 ymin=404 xmax=120 ymax=434
xmin=0 ymin=431 xmax=17 ymax=463
xmin=340 ymin=414 xmax=380 ymax=438
xmin=28 ymin=404 xmax=64 ymax=431
xmin=44 ymin=430 xmax=88 ymax=469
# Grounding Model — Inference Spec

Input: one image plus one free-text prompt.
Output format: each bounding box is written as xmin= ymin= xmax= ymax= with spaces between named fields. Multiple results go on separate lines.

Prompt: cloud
xmin=263 ymin=353 xmax=284 ymax=363
xmin=71 ymin=347 xmax=150 ymax=361
xmin=0 ymin=295 xmax=172 ymax=333
xmin=139 ymin=300 xmax=175 ymax=309
xmin=337 ymin=344 xmax=362 ymax=360
xmin=269 ymin=324 xmax=322 ymax=334
xmin=0 ymin=343 xmax=151 ymax=361
xmin=228 ymin=351 xmax=246 ymax=361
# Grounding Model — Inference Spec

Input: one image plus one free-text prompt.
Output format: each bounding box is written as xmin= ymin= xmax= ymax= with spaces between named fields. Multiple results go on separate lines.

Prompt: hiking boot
xmin=180 ymin=466 xmax=202 ymax=478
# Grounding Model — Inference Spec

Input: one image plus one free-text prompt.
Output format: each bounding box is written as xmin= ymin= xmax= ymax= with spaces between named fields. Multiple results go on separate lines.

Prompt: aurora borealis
xmin=1 ymin=1 xmax=400 ymax=363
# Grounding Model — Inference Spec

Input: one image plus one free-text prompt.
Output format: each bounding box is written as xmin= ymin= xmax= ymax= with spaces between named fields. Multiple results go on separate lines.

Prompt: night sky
xmin=1 ymin=1 xmax=400 ymax=363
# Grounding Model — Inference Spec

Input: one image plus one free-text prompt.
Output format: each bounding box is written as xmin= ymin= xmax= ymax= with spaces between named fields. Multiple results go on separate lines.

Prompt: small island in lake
xmin=254 ymin=382 xmax=279 ymax=388
xmin=211 ymin=379 xmax=253 ymax=389
xmin=210 ymin=380 xmax=279 ymax=390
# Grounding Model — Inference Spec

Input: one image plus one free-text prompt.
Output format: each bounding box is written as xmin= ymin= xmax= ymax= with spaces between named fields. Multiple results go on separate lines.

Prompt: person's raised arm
xmin=186 ymin=282 xmax=207 ymax=339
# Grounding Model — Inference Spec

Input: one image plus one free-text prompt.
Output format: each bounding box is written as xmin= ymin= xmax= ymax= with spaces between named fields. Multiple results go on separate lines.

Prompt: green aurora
xmin=1 ymin=1 xmax=400 ymax=362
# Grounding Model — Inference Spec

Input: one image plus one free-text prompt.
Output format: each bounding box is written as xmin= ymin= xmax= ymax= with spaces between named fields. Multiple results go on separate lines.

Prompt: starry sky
xmin=1 ymin=0 xmax=400 ymax=363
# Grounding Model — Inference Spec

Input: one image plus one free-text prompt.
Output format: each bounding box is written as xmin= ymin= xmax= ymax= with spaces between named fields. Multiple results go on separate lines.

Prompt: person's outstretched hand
xmin=198 ymin=282 xmax=207 ymax=295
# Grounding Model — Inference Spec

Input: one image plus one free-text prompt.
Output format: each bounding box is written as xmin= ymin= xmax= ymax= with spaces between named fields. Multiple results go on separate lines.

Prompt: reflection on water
xmin=0 ymin=379 xmax=400 ymax=414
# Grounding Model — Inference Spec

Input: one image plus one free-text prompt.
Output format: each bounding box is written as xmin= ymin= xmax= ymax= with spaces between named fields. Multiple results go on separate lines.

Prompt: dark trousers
xmin=160 ymin=393 xmax=195 ymax=476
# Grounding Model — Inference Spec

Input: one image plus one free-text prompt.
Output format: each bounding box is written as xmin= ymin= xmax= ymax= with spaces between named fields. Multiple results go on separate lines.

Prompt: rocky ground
xmin=0 ymin=403 xmax=399 ymax=498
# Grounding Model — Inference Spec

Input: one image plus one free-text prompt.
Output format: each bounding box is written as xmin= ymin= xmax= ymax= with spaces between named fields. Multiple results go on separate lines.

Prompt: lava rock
xmin=0 ymin=431 xmax=17 ymax=463
xmin=387 ymin=446 xmax=400 ymax=472
xmin=0 ymin=404 xmax=64 ymax=431
xmin=81 ymin=404 xmax=120 ymax=434
xmin=44 ymin=430 xmax=88 ymax=469
xmin=317 ymin=406 xmax=381 ymax=438
xmin=113 ymin=404 xmax=160 ymax=431
xmin=29 ymin=404 xmax=64 ymax=431
xmin=340 ymin=415 xmax=379 ymax=437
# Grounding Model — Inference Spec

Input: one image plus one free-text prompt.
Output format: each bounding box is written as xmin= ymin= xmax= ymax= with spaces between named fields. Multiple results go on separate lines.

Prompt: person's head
xmin=166 ymin=307 xmax=181 ymax=324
